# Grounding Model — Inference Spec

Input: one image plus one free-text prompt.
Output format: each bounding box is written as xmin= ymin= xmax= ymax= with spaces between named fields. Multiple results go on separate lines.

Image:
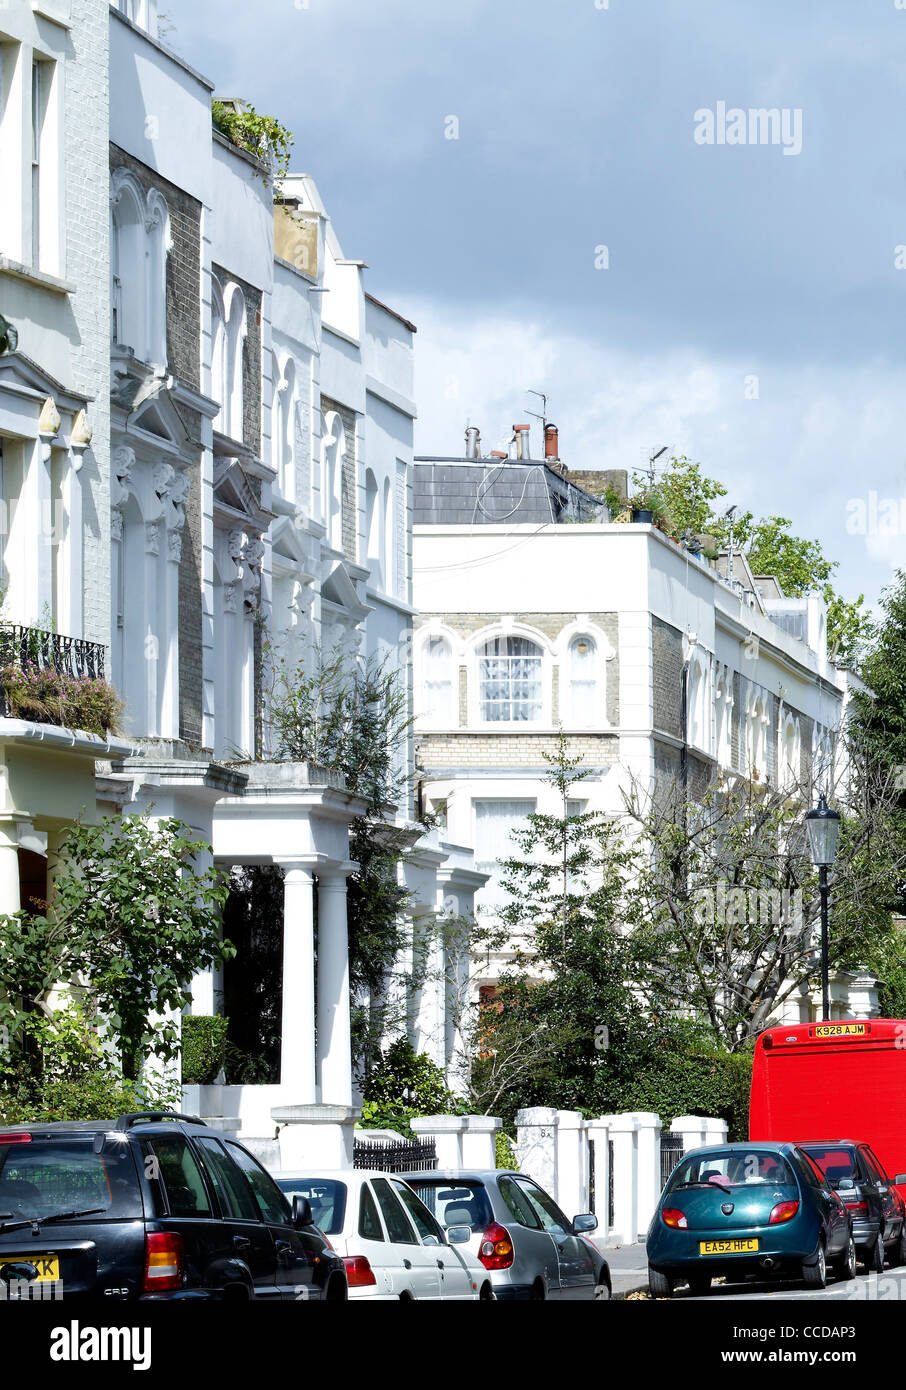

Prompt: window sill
xmin=0 ymin=258 xmax=74 ymax=295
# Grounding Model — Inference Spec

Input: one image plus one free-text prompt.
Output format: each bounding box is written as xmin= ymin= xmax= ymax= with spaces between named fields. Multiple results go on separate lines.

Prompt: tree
xmin=641 ymin=457 xmax=873 ymax=667
xmin=468 ymin=735 xmax=686 ymax=1122
xmin=0 ymin=814 xmax=230 ymax=1081
xmin=855 ymin=569 xmax=906 ymax=770
xmin=622 ymin=753 xmax=906 ymax=1050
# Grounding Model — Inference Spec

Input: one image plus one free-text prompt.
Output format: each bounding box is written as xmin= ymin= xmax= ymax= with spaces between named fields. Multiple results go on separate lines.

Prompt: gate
xmin=660 ymin=1132 xmax=684 ymax=1191
xmin=352 ymin=1136 xmax=437 ymax=1173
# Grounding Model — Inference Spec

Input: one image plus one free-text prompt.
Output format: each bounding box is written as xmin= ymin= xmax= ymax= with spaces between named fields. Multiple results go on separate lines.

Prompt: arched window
xmin=422 ymin=634 xmax=454 ymax=726
xmin=321 ymin=411 xmax=344 ymax=549
xmin=382 ymin=476 xmax=393 ymax=592
xmin=567 ymin=634 xmax=599 ymax=725
xmin=478 ymin=635 xmax=542 ymax=723
xmin=272 ymin=352 xmax=295 ymax=499
xmin=110 ymin=171 xmax=170 ymax=367
xmin=365 ymin=468 xmax=382 ymax=586
xmin=687 ymin=655 xmax=708 ymax=752
xmin=747 ymin=692 xmax=767 ymax=779
xmin=781 ymin=715 xmax=799 ymax=791
xmin=223 ymin=283 xmax=247 ymax=442
xmin=212 ymin=277 xmax=227 ymax=432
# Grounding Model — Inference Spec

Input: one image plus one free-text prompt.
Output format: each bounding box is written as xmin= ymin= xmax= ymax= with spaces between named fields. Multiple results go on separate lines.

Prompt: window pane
xmin=359 ymin=1183 xmax=384 ymax=1241
xmin=391 ymin=1180 xmax=444 ymax=1244
xmin=0 ymin=1138 xmax=142 ymax=1220
xmin=497 ymin=1177 xmax=541 ymax=1229
xmin=141 ymin=1135 xmax=212 ymax=1217
xmin=195 ymin=1137 xmax=260 ymax=1221
xmin=407 ymin=1180 xmax=494 ymax=1233
xmin=372 ymin=1177 xmax=418 ymax=1244
xmin=474 ymin=799 xmax=536 ymax=911
xmin=226 ymin=1142 xmax=291 ymax=1225
xmin=516 ymin=1180 xmax=570 ymax=1234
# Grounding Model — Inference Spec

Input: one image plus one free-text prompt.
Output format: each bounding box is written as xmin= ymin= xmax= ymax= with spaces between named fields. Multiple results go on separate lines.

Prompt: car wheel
xmin=530 ymin=1280 xmax=546 ymax=1300
xmin=868 ymin=1232 xmax=885 ymax=1274
xmin=802 ymin=1240 xmax=827 ymax=1289
xmin=479 ymin=1282 xmax=495 ymax=1301
xmin=594 ymin=1280 xmax=611 ymax=1300
xmin=687 ymin=1275 xmax=711 ymax=1296
xmin=834 ymin=1233 xmax=856 ymax=1282
xmin=648 ymin=1267 xmax=673 ymax=1298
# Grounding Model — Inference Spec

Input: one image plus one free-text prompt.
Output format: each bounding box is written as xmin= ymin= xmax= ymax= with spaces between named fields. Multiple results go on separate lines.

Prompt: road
xmin=605 ymin=1243 xmax=906 ymax=1301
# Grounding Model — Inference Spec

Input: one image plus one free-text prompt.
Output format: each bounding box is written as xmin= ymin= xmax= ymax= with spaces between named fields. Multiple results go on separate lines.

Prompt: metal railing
xmin=0 ymin=624 xmax=108 ymax=721
xmin=660 ymin=1133 xmax=684 ymax=1191
xmin=352 ymin=1136 xmax=437 ymax=1173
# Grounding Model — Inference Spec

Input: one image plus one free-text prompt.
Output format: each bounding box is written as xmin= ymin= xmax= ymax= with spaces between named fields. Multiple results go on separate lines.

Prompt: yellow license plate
xmin=699 ymin=1239 xmax=759 ymax=1256
xmin=0 ymin=1255 xmax=59 ymax=1281
xmin=814 ymin=1023 xmax=866 ymax=1038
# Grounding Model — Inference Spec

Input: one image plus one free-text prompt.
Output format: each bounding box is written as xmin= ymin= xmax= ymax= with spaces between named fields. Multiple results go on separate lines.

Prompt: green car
xmin=646 ymin=1142 xmax=855 ymax=1297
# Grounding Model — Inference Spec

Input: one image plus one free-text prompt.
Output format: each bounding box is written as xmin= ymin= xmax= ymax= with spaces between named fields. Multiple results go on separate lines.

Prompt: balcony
xmin=0 ymin=625 xmax=121 ymax=736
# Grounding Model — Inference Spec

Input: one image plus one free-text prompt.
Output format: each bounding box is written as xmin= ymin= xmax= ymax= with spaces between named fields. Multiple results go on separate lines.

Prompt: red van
xmin=750 ymin=1020 xmax=906 ymax=1208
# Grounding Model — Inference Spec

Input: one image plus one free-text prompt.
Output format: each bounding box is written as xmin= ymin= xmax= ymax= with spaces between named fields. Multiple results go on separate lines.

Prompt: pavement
xmin=601 ymin=1242 xmax=649 ymax=1298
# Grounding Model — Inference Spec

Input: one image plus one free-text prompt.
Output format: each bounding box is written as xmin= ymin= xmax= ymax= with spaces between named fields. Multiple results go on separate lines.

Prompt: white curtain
xmin=474 ymin=799 xmax=536 ymax=910
xmin=568 ymin=635 xmax=597 ymax=725
xmin=423 ymin=635 xmax=453 ymax=725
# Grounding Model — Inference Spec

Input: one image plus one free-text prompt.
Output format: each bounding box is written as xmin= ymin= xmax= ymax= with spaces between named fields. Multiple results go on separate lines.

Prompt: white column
xmin=0 ymin=819 xmax=21 ymax=915
xmin=280 ymin=864 xmax=316 ymax=1102
xmin=161 ymin=531 xmax=181 ymax=739
xmin=669 ymin=1114 xmax=707 ymax=1151
xmin=60 ymin=450 xmax=84 ymax=638
xmin=317 ymin=869 xmax=352 ymax=1106
xmin=413 ymin=909 xmax=444 ymax=1066
xmin=515 ymin=1107 xmax=558 ymax=1197
xmin=634 ymin=1112 xmax=662 ymax=1237
xmin=702 ymin=1116 xmax=729 ymax=1146
xmin=555 ymin=1111 xmax=588 ymax=1220
xmin=461 ymin=1115 xmax=501 ymax=1170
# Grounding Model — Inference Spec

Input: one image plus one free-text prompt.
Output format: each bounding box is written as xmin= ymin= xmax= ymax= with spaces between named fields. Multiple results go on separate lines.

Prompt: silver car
xmin=401 ymin=1168 xmax=611 ymax=1300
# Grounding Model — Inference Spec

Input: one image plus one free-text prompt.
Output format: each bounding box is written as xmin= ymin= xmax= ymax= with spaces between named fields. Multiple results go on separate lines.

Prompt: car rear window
xmin=667 ymin=1150 xmax=797 ymax=1192
xmin=0 ymin=1136 xmax=143 ymax=1220
xmin=275 ymin=1177 xmax=347 ymax=1235
xmin=800 ymin=1147 xmax=858 ymax=1188
xmin=408 ymin=1179 xmax=493 ymax=1232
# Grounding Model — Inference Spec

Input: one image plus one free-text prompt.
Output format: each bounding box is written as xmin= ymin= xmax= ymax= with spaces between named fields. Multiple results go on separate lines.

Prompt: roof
xmin=365 ymin=292 xmax=417 ymax=334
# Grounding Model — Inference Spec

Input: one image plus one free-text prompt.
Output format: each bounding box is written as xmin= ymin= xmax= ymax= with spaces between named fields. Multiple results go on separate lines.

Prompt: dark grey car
xmin=402 ymin=1169 xmax=610 ymax=1301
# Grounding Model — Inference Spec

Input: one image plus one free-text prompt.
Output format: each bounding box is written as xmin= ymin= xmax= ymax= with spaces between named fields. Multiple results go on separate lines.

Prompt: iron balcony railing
xmin=0 ymin=624 xmax=107 ymax=718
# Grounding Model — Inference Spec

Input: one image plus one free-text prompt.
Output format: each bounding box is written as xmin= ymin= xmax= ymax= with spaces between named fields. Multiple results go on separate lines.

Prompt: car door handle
xmin=436 ymin=1260 xmax=444 ymax=1269
xmin=233 ymin=1235 xmax=250 ymax=1251
xmin=403 ymin=1259 xmax=412 ymax=1269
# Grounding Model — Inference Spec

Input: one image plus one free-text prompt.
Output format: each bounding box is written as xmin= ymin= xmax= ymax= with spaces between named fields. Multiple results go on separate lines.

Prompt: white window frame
xmin=473 ymin=630 xmax=547 ymax=727
xmin=417 ymin=630 xmax=456 ymax=729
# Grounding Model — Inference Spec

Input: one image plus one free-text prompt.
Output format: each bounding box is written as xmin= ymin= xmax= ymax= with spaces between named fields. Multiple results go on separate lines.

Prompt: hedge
xmin=181 ymin=1015 xmax=229 ymax=1085
xmin=623 ymin=1049 xmax=753 ymax=1141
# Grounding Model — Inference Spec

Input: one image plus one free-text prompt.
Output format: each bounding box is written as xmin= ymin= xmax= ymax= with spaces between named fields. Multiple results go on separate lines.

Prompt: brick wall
xmin=417 ymin=733 xmax=620 ymax=770
xmin=651 ymin=616 xmax=683 ymax=739
xmin=69 ymin=1 xmax=110 ymax=648
xmin=178 ymin=428 xmax=203 ymax=747
xmin=213 ymin=263 xmax=262 ymax=455
xmin=111 ymin=145 xmax=202 ymax=390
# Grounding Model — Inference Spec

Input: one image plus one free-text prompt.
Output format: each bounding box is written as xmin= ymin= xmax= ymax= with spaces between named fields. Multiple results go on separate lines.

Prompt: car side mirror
xmin=573 ymin=1213 xmax=597 ymax=1233
xmin=292 ymin=1195 xmax=312 ymax=1228
xmin=837 ymin=1178 xmax=855 ymax=1191
xmin=446 ymin=1225 xmax=471 ymax=1245
xmin=896 ymin=1175 xmax=906 ymax=1186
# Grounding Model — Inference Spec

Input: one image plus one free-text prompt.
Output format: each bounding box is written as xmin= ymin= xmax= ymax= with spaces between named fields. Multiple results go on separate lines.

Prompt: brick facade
xmin=651 ymin=616 xmax=684 ymax=739
xmin=320 ymin=396 xmax=358 ymax=563
xmin=417 ymin=733 xmax=620 ymax=770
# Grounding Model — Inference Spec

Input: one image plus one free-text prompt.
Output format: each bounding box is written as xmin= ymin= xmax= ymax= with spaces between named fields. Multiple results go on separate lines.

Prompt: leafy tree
xmin=0 ymin=815 xmax=230 ymax=1081
xmin=360 ymin=1038 xmax=462 ymax=1137
xmin=622 ymin=752 xmax=906 ymax=1050
xmin=855 ymin=569 xmax=906 ymax=770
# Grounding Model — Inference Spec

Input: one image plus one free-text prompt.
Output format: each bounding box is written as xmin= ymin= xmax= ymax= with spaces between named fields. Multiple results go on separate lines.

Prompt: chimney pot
xmin=544 ymin=423 xmax=559 ymax=460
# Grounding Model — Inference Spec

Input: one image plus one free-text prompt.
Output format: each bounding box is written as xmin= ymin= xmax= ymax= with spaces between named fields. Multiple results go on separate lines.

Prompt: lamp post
xmin=805 ymin=794 xmax=841 ymax=1021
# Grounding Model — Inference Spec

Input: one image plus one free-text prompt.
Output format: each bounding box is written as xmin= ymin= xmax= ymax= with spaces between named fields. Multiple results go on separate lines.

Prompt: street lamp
xmin=805 ymin=793 xmax=841 ymax=1021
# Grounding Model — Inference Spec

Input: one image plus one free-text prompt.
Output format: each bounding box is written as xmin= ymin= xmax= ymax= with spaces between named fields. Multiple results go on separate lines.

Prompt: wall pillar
xmin=515 ymin=1107 xmax=559 ymax=1199
xmin=461 ymin=1114 xmax=501 ymax=1170
xmin=317 ymin=869 xmax=352 ymax=1106
xmin=556 ymin=1111 xmax=589 ymax=1220
xmin=586 ymin=1117 xmax=612 ymax=1234
xmin=0 ymin=819 xmax=21 ymax=915
xmin=279 ymin=864 xmax=316 ymax=1102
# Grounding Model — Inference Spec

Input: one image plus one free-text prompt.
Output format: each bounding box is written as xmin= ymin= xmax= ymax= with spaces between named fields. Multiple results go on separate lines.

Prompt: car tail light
xmin=661 ymin=1208 xmax=688 ymax=1230
xmin=769 ymin=1200 xmax=800 ymax=1225
xmin=0 ymin=1133 xmax=31 ymax=1144
xmin=478 ymin=1222 xmax=514 ymax=1270
xmin=844 ymin=1200 xmax=868 ymax=1213
xmin=342 ymin=1255 xmax=376 ymax=1288
xmin=143 ymin=1232 xmax=184 ymax=1292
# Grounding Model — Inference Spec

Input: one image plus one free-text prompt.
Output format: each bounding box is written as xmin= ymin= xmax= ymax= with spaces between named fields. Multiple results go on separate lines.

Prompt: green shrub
xmin=0 ymin=661 xmax=124 ymax=735
xmin=623 ymin=1049 xmax=753 ymax=1141
xmin=181 ymin=1015 xmax=229 ymax=1085
xmin=495 ymin=1131 xmax=518 ymax=1169
xmin=211 ymin=100 xmax=293 ymax=188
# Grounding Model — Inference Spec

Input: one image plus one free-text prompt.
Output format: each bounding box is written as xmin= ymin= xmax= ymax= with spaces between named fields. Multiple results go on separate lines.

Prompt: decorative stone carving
xmin=110 ymin=509 xmax=123 ymax=542
xmin=145 ymin=520 xmax=162 ymax=556
xmin=153 ymin=461 xmax=175 ymax=501
xmin=111 ymin=445 xmax=135 ymax=513
xmin=167 ymin=528 xmax=183 ymax=563
xmin=223 ymin=581 xmax=240 ymax=614
xmin=38 ymin=396 xmax=61 ymax=437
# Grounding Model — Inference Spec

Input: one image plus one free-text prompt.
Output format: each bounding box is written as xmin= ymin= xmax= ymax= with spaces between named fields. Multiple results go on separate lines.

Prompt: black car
xmin=0 ymin=1111 xmax=347 ymax=1301
xmin=799 ymin=1140 xmax=906 ymax=1272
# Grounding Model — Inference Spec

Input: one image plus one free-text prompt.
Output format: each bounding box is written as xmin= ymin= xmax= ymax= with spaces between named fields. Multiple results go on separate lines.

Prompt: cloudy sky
xmin=166 ymin=0 xmax=906 ymax=612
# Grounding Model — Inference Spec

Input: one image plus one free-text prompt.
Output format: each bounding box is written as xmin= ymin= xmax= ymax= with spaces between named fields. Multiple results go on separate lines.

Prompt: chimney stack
xmin=544 ymin=423 xmax=559 ymax=460
xmin=513 ymin=424 xmax=531 ymax=460
xmin=465 ymin=425 xmax=481 ymax=459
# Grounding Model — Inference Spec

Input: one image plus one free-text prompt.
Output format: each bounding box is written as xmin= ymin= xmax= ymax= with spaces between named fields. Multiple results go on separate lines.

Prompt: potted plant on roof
xmin=629 ymin=488 xmax=666 ymax=525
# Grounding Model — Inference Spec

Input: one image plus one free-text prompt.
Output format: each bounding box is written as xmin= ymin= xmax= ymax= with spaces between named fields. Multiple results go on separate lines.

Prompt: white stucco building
xmin=411 ymin=439 xmax=876 ymax=1024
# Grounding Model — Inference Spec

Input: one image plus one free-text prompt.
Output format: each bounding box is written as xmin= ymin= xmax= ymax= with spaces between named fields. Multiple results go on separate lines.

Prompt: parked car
xmin=0 ymin=1111 xmax=346 ymax=1300
xmin=401 ymin=1168 xmax=610 ymax=1300
xmin=798 ymin=1140 xmax=906 ymax=1272
xmin=646 ymin=1141 xmax=855 ymax=1297
xmin=273 ymin=1169 xmax=494 ymax=1299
